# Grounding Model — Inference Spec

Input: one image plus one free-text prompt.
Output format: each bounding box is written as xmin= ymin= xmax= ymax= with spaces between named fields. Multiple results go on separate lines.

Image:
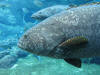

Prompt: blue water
xmin=0 ymin=0 xmax=100 ymax=75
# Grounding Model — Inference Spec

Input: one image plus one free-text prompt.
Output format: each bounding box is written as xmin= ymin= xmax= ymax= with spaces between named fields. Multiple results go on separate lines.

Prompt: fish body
xmin=31 ymin=5 xmax=70 ymax=20
xmin=18 ymin=3 xmax=100 ymax=67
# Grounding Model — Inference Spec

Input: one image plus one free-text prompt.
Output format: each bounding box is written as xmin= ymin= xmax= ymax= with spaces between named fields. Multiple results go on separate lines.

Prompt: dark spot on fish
xmin=24 ymin=34 xmax=27 ymax=38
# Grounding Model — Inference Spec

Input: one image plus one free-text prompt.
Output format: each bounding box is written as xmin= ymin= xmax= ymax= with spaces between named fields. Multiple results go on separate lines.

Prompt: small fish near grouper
xmin=31 ymin=5 xmax=71 ymax=20
xmin=18 ymin=3 xmax=100 ymax=68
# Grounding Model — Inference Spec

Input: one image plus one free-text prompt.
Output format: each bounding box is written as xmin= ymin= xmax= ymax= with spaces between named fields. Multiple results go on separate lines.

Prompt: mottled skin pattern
xmin=18 ymin=4 xmax=100 ymax=59
xmin=31 ymin=5 xmax=70 ymax=20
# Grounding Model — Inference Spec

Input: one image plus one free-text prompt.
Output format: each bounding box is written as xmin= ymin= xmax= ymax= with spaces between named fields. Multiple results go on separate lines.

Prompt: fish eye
xmin=24 ymin=34 xmax=27 ymax=38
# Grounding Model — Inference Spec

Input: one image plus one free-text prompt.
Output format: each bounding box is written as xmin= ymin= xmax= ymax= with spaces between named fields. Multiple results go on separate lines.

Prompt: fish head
xmin=31 ymin=9 xmax=49 ymax=20
xmin=17 ymin=28 xmax=48 ymax=55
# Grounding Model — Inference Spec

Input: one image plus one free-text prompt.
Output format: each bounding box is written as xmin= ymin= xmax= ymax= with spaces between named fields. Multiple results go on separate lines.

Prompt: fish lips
xmin=31 ymin=14 xmax=47 ymax=20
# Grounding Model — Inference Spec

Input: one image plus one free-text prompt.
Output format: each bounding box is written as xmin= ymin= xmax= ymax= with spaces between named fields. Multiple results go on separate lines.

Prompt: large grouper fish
xmin=18 ymin=3 xmax=100 ymax=68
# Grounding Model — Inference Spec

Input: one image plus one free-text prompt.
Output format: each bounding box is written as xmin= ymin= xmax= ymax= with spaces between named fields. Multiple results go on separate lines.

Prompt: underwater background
xmin=0 ymin=0 xmax=100 ymax=75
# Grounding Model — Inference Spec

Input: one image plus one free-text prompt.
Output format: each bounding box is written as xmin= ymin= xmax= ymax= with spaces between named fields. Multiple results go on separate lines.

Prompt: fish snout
xmin=17 ymin=34 xmax=31 ymax=51
xmin=31 ymin=13 xmax=47 ymax=20
xmin=17 ymin=33 xmax=47 ymax=55
xmin=31 ymin=14 xmax=37 ymax=19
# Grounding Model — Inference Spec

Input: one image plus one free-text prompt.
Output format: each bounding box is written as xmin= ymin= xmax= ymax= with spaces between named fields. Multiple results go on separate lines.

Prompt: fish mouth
xmin=31 ymin=14 xmax=47 ymax=20
xmin=17 ymin=37 xmax=25 ymax=50
xmin=17 ymin=41 xmax=22 ymax=49
xmin=31 ymin=14 xmax=39 ymax=19
xmin=17 ymin=34 xmax=29 ymax=51
xmin=17 ymin=34 xmax=43 ymax=55
xmin=17 ymin=37 xmax=33 ymax=54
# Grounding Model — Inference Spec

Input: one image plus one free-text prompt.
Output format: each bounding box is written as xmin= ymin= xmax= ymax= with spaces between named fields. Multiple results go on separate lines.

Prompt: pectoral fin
xmin=59 ymin=36 xmax=88 ymax=48
xmin=64 ymin=58 xmax=81 ymax=68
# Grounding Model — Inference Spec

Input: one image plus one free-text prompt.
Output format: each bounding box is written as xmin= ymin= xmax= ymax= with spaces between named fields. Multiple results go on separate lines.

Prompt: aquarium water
xmin=0 ymin=0 xmax=100 ymax=75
